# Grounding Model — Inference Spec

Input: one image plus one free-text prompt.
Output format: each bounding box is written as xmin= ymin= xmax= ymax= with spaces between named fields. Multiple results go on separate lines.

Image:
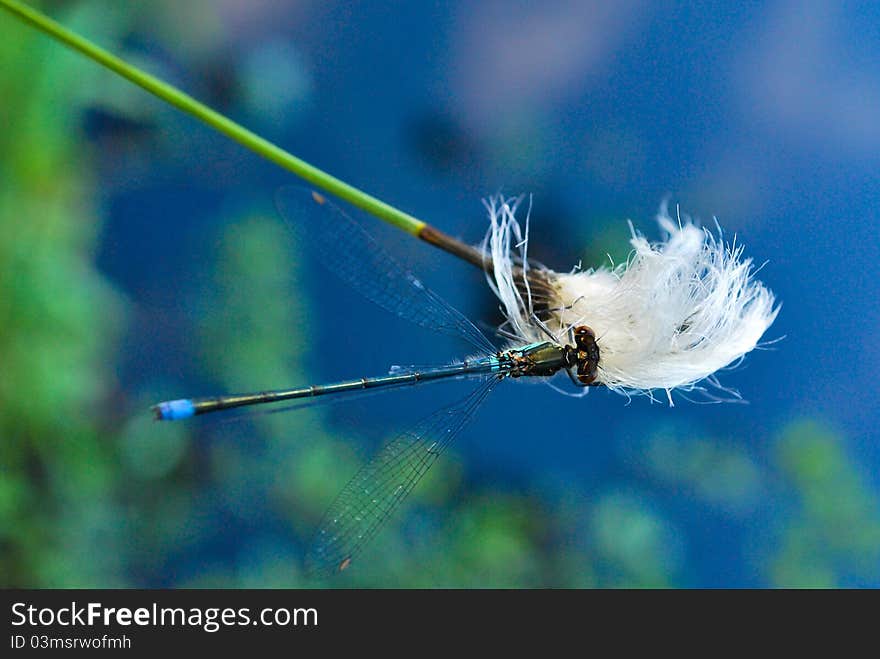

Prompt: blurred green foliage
xmin=0 ymin=2 xmax=127 ymax=587
xmin=1 ymin=1 xmax=879 ymax=589
xmin=769 ymin=420 xmax=880 ymax=587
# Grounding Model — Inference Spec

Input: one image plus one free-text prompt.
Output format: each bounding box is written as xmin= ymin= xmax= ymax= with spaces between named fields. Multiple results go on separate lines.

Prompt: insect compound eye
xmin=577 ymin=358 xmax=598 ymax=385
xmin=574 ymin=325 xmax=597 ymax=353
xmin=575 ymin=325 xmax=595 ymax=339
xmin=570 ymin=325 xmax=600 ymax=385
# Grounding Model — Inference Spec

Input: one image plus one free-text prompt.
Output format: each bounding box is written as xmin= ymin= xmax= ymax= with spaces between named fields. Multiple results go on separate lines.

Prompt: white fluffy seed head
xmin=481 ymin=196 xmax=779 ymax=403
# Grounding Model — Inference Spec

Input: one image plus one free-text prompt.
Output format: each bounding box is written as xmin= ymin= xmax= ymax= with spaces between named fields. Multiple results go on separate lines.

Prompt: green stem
xmin=0 ymin=0 xmax=427 ymax=236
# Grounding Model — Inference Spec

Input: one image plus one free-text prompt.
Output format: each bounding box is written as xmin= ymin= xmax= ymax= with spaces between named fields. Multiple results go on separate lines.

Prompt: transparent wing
xmin=276 ymin=187 xmax=496 ymax=355
xmin=305 ymin=375 xmax=500 ymax=576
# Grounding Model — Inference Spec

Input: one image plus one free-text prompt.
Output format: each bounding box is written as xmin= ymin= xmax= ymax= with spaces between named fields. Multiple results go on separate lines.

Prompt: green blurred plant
xmin=769 ymin=420 xmax=880 ymax=587
xmin=0 ymin=2 xmax=127 ymax=586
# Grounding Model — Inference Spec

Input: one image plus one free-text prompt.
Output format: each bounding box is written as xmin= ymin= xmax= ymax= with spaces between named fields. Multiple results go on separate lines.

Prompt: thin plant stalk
xmin=0 ymin=0 xmax=486 ymax=269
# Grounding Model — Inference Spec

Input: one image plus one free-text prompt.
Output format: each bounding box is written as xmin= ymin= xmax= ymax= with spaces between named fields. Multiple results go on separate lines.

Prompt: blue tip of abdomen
xmin=153 ymin=398 xmax=196 ymax=421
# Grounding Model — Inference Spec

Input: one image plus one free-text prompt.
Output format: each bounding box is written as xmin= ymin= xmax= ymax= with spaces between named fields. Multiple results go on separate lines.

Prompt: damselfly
xmin=153 ymin=189 xmax=599 ymax=575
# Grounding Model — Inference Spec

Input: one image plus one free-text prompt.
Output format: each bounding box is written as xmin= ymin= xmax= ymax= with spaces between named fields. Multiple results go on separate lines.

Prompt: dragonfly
xmin=153 ymin=188 xmax=600 ymax=576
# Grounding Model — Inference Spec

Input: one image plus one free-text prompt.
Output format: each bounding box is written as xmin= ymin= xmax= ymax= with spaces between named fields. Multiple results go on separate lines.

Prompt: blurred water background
xmin=2 ymin=0 xmax=878 ymax=587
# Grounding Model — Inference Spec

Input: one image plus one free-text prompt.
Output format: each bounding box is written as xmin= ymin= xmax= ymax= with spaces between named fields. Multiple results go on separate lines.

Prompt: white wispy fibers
xmin=481 ymin=196 xmax=779 ymax=403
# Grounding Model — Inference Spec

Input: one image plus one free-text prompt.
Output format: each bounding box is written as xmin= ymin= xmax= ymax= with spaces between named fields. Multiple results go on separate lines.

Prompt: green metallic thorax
xmin=502 ymin=341 xmax=569 ymax=378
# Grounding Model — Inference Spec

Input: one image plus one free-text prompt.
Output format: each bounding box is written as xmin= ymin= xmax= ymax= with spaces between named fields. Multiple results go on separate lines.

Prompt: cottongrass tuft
xmin=481 ymin=196 xmax=779 ymax=404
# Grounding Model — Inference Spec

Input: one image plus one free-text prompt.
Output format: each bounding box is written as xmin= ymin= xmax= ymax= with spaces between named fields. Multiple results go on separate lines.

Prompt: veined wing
xmin=305 ymin=375 xmax=499 ymax=576
xmin=276 ymin=187 xmax=496 ymax=355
